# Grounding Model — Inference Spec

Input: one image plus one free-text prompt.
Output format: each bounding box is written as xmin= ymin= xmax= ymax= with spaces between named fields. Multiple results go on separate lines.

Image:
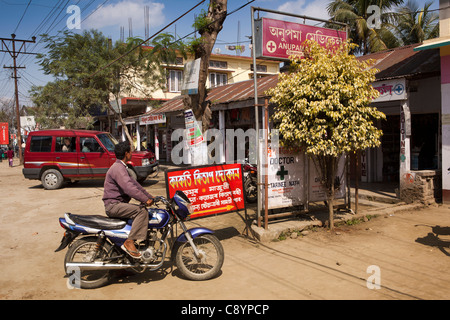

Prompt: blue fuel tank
xmin=148 ymin=208 xmax=170 ymax=228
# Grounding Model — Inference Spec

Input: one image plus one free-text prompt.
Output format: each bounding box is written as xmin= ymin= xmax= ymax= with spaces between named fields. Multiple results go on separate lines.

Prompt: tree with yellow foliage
xmin=266 ymin=40 xmax=385 ymax=228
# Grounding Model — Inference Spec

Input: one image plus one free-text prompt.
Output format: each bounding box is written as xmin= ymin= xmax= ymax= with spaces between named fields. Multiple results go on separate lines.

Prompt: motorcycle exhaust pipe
xmin=66 ymin=262 xmax=137 ymax=271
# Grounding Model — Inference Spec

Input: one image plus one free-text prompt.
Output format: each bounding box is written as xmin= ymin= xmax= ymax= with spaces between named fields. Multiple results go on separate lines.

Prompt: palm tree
xmin=394 ymin=0 xmax=439 ymax=45
xmin=327 ymin=0 xmax=403 ymax=54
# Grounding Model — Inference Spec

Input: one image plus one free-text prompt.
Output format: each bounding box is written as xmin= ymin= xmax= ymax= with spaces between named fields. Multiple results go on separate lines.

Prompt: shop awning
xmin=414 ymin=36 xmax=450 ymax=51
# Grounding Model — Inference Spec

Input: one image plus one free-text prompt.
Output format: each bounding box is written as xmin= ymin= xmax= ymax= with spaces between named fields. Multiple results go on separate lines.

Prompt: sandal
xmin=121 ymin=240 xmax=142 ymax=259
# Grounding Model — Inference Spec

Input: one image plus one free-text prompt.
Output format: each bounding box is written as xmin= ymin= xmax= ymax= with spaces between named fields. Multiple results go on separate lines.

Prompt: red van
xmin=22 ymin=129 xmax=158 ymax=189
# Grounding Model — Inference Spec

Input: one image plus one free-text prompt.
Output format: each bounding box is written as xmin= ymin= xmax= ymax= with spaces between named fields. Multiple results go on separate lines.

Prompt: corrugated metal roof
xmin=356 ymin=43 xmax=440 ymax=80
xmin=143 ymin=74 xmax=279 ymax=115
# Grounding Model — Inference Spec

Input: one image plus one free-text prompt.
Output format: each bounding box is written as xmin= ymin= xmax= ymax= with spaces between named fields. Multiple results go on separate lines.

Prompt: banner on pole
xmin=0 ymin=123 xmax=8 ymax=145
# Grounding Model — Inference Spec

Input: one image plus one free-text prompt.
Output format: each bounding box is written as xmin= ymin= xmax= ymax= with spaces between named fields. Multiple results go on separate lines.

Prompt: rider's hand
xmin=146 ymin=198 xmax=154 ymax=206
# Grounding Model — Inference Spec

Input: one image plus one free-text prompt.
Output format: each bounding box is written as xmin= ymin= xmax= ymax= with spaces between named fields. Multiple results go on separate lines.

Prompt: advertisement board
xmin=165 ymin=163 xmax=245 ymax=219
xmin=0 ymin=122 xmax=8 ymax=145
xmin=308 ymin=155 xmax=347 ymax=202
xmin=254 ymin=17 xmax=347 ymax=61
xmin=181 ymin=58 xmax=200 ymax=95
xmin=184 ymin=109 xmax=203 ymax=146
xmin=263 ymin=144 xmax=346 ymax=209
xmin=265 ymin=146 xmax=306 ymax=209
xmin=139 ymin=113 xmax=166 ymax=125
xmin=371 ymin=78 xmax=406 ymax=102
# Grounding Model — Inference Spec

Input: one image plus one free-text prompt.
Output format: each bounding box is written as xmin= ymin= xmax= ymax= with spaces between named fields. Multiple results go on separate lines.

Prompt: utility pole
xmin=1 ymin=34 xmax=36 ymax=165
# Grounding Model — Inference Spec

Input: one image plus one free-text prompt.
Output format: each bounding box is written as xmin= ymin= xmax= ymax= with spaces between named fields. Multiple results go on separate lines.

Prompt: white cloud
xmin=276 ymin=0 xmax=331 ymax=23
xmin=83 ymin=0 xmax=165 ymax=30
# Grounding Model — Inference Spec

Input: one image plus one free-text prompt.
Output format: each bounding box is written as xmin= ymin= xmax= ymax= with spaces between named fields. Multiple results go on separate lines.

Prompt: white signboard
xmin=140 ymin=113 xmax=166 ymax=125
xmin=184 ymin=109 xmax=206 ymax=165
xmin=181 ymin=58 xmax=201 ymax=95
xmin=262 ymin=146 xmax=347 ymax=210
xmin=265 ymin=146 xmax=306 ymax=210
xmin=372 ymin=78 xmax=406 ymax=102
xmin=309 ymin=155 xmax=347 ymax=202
xmin=20 ymin=116 xmax=36 ymax=132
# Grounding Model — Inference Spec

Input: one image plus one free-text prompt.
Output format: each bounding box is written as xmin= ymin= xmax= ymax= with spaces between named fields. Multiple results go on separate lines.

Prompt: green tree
xmin=31 ymin=30 xmax=179 ymax=146
xmin=327 ymin=0 xmax=403 ymax=54
xmin=31 ymin=30 xmax=111 ymax=129
xmin=394 ymin=0 xmax=439 ymax=45
xmin=266 ymin=40 xmax=386 ymax=228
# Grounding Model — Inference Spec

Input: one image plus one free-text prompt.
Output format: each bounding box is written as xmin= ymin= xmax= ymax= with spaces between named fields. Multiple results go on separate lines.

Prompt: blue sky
xmin=0 ymin=0 xmax=440 ymax=106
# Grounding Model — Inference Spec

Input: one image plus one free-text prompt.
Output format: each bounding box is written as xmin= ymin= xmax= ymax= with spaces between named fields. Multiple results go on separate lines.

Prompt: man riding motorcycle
xmin=102 ymin=141 xmax=154 ymax=259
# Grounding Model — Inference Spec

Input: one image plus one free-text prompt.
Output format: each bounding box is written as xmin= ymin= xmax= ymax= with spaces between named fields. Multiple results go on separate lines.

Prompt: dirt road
xmin=0 ymin=159 xmax=449 ymax=302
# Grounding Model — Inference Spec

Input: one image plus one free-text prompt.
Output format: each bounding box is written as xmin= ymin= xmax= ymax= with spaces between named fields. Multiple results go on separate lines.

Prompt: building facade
xmin=414 ymin=0 xmax=450 ymax=203
xmin=110 ymin=51 xmax=280 ymax=155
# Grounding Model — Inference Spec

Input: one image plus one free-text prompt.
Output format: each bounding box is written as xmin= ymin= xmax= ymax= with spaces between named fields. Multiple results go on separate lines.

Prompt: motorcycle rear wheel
xmin=175 ymin=234 xmax=224 ymax=281
xmin=244 ymin=176 xmax=257 ymax=203
xmin=64 ymin=236 xmax=113 ymax=289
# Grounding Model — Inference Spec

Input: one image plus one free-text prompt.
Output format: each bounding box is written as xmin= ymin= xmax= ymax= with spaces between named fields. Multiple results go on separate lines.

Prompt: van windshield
xmin=97 ymin=133 xmax=118 ymax=152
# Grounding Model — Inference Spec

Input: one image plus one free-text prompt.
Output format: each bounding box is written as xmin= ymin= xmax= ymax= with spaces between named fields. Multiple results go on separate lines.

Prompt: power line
xmin=13 ymin=0 xmax=32 ymax=34
xmin=89 ymin=0 xmax=207 ymax=78
xmin=18 ymin=0 xmax=110 ymax=67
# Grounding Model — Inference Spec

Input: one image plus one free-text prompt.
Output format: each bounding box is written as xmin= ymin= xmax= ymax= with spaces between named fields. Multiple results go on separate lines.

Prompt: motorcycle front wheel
xmin=175 ymin=234 xmax=224 ymax=281
xmin=64 ymin=236 xmax=113 ymax=289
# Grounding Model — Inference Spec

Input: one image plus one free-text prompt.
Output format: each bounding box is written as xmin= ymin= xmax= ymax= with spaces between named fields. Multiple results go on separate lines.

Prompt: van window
xmin=97 ymin=133 xmax=117 ymax=152
xmin=29 ymin=136 xmax=52 ymax=152
xmin=80 ymin=137 xmax=101 ymax=153
xmin=55 ymin=137 xmax=76 ymax=152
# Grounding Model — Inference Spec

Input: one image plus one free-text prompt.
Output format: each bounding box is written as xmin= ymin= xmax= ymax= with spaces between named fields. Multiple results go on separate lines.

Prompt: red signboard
xmin=255 ymin=17 xmax=347 ymax=60
xmin=0 ymin=123 xmax=8 ymax=145
xmin=165 ymin=163 xmax=245 ymax=219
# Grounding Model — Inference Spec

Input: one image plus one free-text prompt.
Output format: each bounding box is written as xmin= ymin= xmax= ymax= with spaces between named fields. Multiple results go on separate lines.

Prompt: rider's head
xmin=114 ymin=141 xmax=131 ymax=161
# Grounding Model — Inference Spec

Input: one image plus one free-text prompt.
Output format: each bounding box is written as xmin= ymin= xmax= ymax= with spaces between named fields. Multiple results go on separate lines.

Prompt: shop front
xmin=358 ymin=74 xmax=441 ymax=202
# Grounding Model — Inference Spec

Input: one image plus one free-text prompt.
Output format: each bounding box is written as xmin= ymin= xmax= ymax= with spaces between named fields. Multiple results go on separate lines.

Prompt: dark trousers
xmin=105 ymin=202 xmax=149 ymax=241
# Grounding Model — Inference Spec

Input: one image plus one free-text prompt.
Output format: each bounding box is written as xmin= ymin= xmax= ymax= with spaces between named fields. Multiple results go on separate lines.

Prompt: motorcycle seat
xmin=69 ymin=214 xmax=127 ymax=230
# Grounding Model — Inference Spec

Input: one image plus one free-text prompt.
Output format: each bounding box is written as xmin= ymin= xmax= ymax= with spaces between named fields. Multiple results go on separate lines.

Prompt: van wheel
xmin=41 ymin=169 xmax=64 ymax=190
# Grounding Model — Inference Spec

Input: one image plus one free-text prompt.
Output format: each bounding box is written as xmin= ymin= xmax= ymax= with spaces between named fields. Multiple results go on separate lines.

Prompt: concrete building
xmin=414 ymin=0 xmax=450 ymax=203
xmin=101 ymin=50 xmax=280 ymax=152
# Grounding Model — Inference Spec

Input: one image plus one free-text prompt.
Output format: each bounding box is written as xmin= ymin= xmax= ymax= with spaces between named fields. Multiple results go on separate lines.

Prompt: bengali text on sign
xmin=255 ymin=17 xmax=347 ymax=60
xmin=165 ymin=163 xmax=246 ymax=219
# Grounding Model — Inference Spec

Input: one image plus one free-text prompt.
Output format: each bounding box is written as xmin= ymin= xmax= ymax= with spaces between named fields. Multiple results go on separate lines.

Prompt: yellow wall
xmin=125 ymin=53 xmax=280 ymax=102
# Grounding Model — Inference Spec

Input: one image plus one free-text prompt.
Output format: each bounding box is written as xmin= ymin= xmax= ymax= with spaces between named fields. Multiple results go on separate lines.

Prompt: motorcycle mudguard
xmin=55 ymin=230 xmax=79 ymax=252
xmin=171 ymin=228 xmax=215 ymax=261
xmin=175 ymin=227 xmax=214 ymax=243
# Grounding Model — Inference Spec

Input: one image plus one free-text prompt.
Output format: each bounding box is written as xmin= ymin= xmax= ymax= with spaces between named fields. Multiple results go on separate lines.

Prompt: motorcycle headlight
xmin=186 ymin=202 xmax=194 ymax=214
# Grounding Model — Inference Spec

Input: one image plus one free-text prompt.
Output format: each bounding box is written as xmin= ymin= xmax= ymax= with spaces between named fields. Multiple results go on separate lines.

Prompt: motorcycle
xmin=243 ymin=159 xmax=257 ymax=203
xmin=55 ymin=191 xmax=224 ymax=289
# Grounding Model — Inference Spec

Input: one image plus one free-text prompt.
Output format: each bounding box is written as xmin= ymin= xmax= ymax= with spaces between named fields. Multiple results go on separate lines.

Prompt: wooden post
xmin=355 ymin=150 xmax=360 ymax=214
xmin=264 ymin=98 xmax=269 ymax=230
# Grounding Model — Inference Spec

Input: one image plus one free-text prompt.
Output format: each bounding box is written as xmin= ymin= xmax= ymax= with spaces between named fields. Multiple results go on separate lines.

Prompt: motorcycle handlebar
xmin=152 ymin=196 xmax=170 ymax=206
